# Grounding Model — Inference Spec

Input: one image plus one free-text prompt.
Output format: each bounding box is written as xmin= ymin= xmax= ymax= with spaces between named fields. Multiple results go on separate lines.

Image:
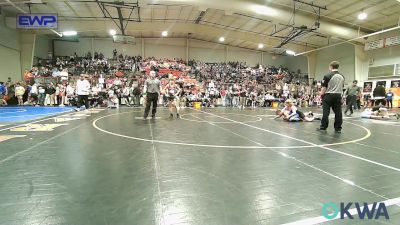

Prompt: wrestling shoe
xmin=176 ymin=114 xmax=180 ymax=119
xmin=335 ymin=129 xmax=342 ymax=134
xmin=316 ymin=127 xmax=327 ymax=132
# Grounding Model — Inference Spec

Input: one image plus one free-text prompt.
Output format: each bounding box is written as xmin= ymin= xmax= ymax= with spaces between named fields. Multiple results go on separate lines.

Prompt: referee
xmin=143 ymin=71 xmax=161 ymax=120
xmin=317 ymin=61 xmax=345 ymax=133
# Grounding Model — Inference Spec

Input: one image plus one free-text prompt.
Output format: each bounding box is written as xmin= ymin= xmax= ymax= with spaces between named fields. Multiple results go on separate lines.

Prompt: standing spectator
xmin=38 ymin=84 xmax=46 ymax=106
xmin=131 ymin=84 xmax=141 ymax=107
xmin=232 ymin=86 xmax=239 ymax=107
xmin=344 ymin=80 xmax=361 ymax=116
xmin=113 ymin=49 xmax=118 ymax=60
xmin=76 ymin=75 xmax=91 ymax=110
xmin=66 ymin=83 xmax=74 ymax=105
xmin=239 ymin=86 xmax=247 ymax=110
xmin=46 ymin=83 xmax=56 ymax=106
xmin=15 ymin=83 xmax=25 ymax=106
xmin=59 ymin=84 xmax=66 ymax=106
xmin=30 ymin=83 xmax=38 ymax=105
xmin=226 ymin=87 xmax=233 ymax=107
xmin=143 ymin=71 xmax=161 ymax=120
xmin=220 ymin=87 xmax=226 ymax=107
xmin=122 ymin=85 xmax=131 ymax=106
xmin=0 ymin=82 xmax=7 ymax=106
xmin=55 ymin=84 xmax=60 ymax=105
xmin=386 ymin=89 xmax=394 ymax=109
xmin=317 ymin=61 xmax=345 ymax=133
xmin=373 ymin=83 xmax=386 ymax=106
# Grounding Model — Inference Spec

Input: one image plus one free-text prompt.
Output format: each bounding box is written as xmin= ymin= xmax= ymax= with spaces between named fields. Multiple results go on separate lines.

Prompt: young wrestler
xmin=274 ymin=99 xmax=320 ymax=122
xmin=361 ymin=105 xmax=400 ymax=120
xmin=164 ymin=79 xmax=182 ymax=118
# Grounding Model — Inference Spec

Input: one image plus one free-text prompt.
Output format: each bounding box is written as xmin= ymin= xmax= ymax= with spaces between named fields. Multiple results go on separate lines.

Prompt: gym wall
xmin=314 ymin=43 xmax=356 ymax=82
xmin=0 ymin=15 xmax=21 ymax=82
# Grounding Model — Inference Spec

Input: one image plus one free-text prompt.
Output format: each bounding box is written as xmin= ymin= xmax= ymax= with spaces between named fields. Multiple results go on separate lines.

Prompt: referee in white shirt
xmin=76 ymin=74 xmax=91 ymax=110
xmin=143 ymin=71 xmax=161 ymax=119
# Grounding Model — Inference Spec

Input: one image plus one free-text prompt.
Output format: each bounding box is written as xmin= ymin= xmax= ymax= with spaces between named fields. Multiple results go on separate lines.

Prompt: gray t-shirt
xmin=322 ymin=71 xmax=345 ymax=94
xmin=145 ymin=78 xmax=161 ymax=93
xmin=346 ymin=85 xmax=361 ymax=96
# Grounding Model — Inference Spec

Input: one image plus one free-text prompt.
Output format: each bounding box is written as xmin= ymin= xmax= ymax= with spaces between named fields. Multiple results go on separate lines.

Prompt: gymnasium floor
xmin=0 ymin=107 xmax=400 ymax=225
xmin=0 ymin=106 xmax=74 ymax=123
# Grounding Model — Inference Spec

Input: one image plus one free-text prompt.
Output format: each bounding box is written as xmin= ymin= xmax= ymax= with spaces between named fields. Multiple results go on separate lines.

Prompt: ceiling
xmin=1 ymin=0 xmax=400 ymax=53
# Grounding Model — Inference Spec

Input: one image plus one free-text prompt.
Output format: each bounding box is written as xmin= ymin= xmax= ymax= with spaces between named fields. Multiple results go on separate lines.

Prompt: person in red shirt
xmin=220 ymin=87 xmax=226 ymax=107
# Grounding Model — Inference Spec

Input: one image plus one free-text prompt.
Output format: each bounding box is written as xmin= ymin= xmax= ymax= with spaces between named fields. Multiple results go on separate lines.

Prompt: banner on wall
xmin=391 ymin=80 xmax=400 ymax=88
xmin=363 ymin=80 xmax=400 ymax=107
xmin=363 ymin=82 xmax=373 ymax=93
xmin=364 ymin=35 xmax=400 ymax=51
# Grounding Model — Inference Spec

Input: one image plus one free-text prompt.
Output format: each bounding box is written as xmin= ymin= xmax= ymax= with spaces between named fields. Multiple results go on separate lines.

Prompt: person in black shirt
xmin=317 ymin=61 xmax=345 ymax=133
xmin=373 ymin=84 xmax=386 ymax=106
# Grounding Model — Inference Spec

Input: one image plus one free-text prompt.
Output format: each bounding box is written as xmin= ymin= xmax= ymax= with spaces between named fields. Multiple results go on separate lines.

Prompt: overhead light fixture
xmin=286 ymin=50 xmax=296 ymax=56
xmin=358 ymin=12 xmax=367 ymax=20
xmin=62 ymin=31 xmax=77 ymax=36
xmin=109 ymin=29 xmax=117 ymax=36
xmin=258 ymin=43 xmax=264 ymax=49
xmin=219 ymin=37 xmax=225 ymax=42
xmin=250 ymin=5 xmax=277 ymax=16
xmin=162 ymin=31 xmax=168 ymax=37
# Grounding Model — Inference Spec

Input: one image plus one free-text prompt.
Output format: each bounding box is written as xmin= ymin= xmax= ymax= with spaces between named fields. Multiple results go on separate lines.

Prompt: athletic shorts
xmin=297 ymin=110 xmax=305 ymax=119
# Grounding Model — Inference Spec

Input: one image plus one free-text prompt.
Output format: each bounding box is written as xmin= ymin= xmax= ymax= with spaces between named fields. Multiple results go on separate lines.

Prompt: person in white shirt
xmin=75 ymin=74 xmax=91 ymax=110
xmin=55 ymin=84 xmax=60 ymax=105
xmin=15 ymin=83 xmax=25 ymax=106
xmin=59 ymin=84 xmax=66 ymax=106
xmin=30 ymin=83 xmax=38 ymax=105
xmin=65 ymin=83 xmax=74 ymax=105
xmin=122 ymin=86 xmax=131 ymax=106
xmin=113 ymin=77 xmax=122 ymax=86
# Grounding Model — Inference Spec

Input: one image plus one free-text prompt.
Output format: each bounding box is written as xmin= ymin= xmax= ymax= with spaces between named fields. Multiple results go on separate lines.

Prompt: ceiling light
xmin=219 ymin=37 xmax=225 ymax=42
xmin=161 ymin=31 xmax=168 ymax=37
xmin=250 ymin=5 xmax=277 ymax=16
xmin=109 ymin=29 xmax=117 ymax=36
xmin=286 ymin=50 xmax=296 ymax=56
xmin=62 ymin=31 xmax=77 ymax=36
xmin=258 ymin=43 xmax=264 ymax=49
xmin=358 ymin=12 xmax=367 ymax=20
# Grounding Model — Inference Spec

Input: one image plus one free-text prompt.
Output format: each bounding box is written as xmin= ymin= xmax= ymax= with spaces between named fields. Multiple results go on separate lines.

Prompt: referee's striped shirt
xmin=322 ymin=69 xmax=345 ymax=94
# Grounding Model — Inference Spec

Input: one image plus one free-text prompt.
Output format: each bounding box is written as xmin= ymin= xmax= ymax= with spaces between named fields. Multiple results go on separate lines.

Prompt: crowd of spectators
xmin=1 ymin=51 xmax=326 ymax=109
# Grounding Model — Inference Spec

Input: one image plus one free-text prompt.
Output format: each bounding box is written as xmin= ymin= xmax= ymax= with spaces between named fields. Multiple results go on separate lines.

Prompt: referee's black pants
xmin=321 ymin=93 xmax=343 ymax=131
xmin=144 ymin=92 xmax=158 ymax=118
xmin=78 ymin=95 xmax=89 ymax=109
